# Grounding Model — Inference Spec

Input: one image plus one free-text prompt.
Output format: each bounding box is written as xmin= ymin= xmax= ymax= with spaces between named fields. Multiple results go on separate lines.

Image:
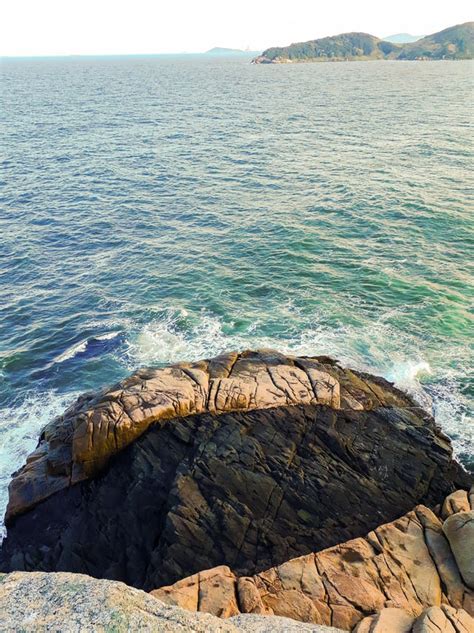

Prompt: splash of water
xmin=0 ymin=390 xmax=80 ymax=538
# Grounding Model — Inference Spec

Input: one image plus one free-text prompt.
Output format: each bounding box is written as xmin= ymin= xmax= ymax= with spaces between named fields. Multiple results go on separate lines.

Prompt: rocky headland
xmin=252 ymin=22 xmax=474 ymax=63
xmin=0 ymin=349 xmax=472 ymax=631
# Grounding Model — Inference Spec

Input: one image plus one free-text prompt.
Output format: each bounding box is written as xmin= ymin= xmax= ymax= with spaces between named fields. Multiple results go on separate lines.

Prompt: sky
xmin=1 ymin=0 xmax=472 ymax=57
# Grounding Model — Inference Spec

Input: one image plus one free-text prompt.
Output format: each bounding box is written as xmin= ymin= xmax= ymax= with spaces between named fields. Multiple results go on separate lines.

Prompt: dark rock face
xmin=0 ymin=400 xmax=468 ymax=591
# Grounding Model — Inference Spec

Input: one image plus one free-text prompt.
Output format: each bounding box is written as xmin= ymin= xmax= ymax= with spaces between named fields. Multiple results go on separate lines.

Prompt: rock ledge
xmin=6 ymin=349 xmax=425 ymax=522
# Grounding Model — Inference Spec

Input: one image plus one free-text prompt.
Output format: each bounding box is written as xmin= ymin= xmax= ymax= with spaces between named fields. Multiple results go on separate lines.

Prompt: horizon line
xmin=0 ymin=50 xmax=263 ymax=60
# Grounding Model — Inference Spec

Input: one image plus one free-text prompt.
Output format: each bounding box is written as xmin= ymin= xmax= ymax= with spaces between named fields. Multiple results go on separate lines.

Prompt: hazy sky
xmin=1 ymin=0 xmax=472 ymax=56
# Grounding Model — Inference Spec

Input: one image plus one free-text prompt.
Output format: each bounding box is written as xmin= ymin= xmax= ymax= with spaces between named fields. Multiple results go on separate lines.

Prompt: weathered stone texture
xmin=0 ymin=571 xmax=346 ymax=632
xmin=4 ymin=350 xmax=427 ymax=522
xmin=152 ymin=493 xmax=474 ymax=631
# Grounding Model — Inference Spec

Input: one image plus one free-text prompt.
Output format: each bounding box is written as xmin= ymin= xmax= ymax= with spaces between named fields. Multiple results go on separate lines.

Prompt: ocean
xmin=0 ymin=55 xmax=473 ymax=532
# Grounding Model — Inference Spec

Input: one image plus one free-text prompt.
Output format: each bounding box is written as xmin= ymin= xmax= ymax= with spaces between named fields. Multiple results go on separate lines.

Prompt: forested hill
xmin=252 ymin=22 xmax=474 ymax=63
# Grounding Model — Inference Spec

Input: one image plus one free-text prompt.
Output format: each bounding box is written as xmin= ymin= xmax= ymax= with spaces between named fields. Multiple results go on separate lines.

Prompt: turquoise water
xmin=1 ymin=56 xmax=473 ymax=528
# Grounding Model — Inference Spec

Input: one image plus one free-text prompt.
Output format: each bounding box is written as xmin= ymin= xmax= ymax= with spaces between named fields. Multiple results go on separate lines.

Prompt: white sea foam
xmin=123 ymin=308 xmax=472 ymax=465
xmin=54 ymin=340 xmax=89 ymax=363
xmin=95 ymin=332 xmax=121 ymax=342
xmin=386 ymin=360 xmax=432 ymax=386
xmin=0 ymin=390 xmax=80 ymax=539
xmin=53 ymin=332 xmax=120 ymax=363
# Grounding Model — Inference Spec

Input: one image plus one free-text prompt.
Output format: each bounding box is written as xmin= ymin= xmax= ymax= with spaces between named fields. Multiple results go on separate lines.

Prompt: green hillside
xmin=253 ymin=22 xmax=474 ymax=63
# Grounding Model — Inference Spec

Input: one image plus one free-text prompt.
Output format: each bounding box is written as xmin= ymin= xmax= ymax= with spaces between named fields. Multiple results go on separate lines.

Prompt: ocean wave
xmin=53 ymin=332 xmax=121 ymax=364
xmin=0 ymin=389 xmax=80 ymax=539
xmin=122 ymin=308 xmax=472 ymax=468
xmin=54 ymin=340 xmax=89 ymax=363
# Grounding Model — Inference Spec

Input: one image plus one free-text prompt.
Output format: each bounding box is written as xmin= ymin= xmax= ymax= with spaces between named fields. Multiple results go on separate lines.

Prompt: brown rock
xmin=152 ymin=566 xmax=239 ymax=618
xmin=151 ymin=494 xmax=474 ymax=630
xmin=1 ymin=352 xmax=470 ymax=599
xmin=237 ymin=577 xmax=273 ymax=615
xmin=151 ymin=572 xmax=200 ymax=611
xmin=415 ymin=506 xmax=468 ymax=610
xmin=412 ymin=605 xmax=473 ymax=632
xmin=370 ymin=511 xmax=442 ymax=612
xmin=4 ymin=350 xmax=425 ymax=522
xmin=197 ymin=567 xmax=239 ymax=618
xmin=441 ymin=490 xmax=471 ymax=519
xmin=354 ymin=608 xmax=414 ymax=632
xmin=443 ymin=511 xmax=474 ymax=590
xmin=439 ymin=604 xmax=474 ymax=633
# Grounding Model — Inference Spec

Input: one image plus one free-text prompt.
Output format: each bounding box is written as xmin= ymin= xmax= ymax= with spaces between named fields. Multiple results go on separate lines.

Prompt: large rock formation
xmin=0 ymin=351 xmax=470 ymax=594
xmin=0 ymin=571 xmax=346 ymax=632
xmin=3 ymin=349 xmax=368 ymax=521
xmin=152 ymin=490 xmax=474 ymax=631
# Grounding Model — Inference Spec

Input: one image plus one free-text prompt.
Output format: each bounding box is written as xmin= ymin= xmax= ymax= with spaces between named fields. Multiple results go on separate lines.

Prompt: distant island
xmin=205 ymin=47 xmax=259 ymax=55
xmin=252 ymin=22 xmax=474 ymax=63
xmin=383 ymin=33 xmax=424 ymax=44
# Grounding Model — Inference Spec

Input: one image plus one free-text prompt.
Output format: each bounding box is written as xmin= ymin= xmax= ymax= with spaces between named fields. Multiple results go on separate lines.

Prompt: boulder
xmin=441 ymin=490 xmax=471 ymax=519
xmin=3 ymin=350 xmax=452 ymax=523
xmin=356 ymin=606 xmax=473 ymax=633
xmin=443 ymin=511 xmax=474 ymax=589
xmin=353 ymin=608 xmax=414 ymax=632
xmin=0 ymin=351 xmax=469 ymax=595
xmin=412 ymin=605 xmax=473 ymax=632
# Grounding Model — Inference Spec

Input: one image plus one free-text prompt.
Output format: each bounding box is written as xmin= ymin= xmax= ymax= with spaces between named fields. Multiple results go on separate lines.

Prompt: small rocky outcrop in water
xmin=152 ymin=489 xmax=474 ymax=631
xmin=0 ymin=351 xmax=470 ymax=593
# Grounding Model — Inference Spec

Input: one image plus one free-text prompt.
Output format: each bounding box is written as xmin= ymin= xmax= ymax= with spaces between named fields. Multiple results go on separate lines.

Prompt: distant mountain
xmin=384 ymin=33 xmax=423 ymax=44
xmin=252 ymin=22 xmax=474 ymax=63
xmin=397 ymin=22 xmax=474 ymax=60
xmin=205 ymin=47 xmax=258 ymax=55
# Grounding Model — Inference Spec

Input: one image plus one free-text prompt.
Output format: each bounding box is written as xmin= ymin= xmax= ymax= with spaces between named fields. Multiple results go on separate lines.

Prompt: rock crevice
xmin=152 ymin=491 xmax=474 ymax=631
xmin=0 ymin=351 xmax=470 ymax=603
xmin=7 ymin=349 xmax=420 ymax=522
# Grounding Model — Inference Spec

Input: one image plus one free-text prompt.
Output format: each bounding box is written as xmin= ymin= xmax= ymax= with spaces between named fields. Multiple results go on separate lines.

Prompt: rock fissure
xmin=1 ymin=350 xmax=470 ymax=604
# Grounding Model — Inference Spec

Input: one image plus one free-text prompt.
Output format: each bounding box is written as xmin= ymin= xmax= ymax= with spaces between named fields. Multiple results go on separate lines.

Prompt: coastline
xmin=0 ymin=350 xmax=472 ymax=630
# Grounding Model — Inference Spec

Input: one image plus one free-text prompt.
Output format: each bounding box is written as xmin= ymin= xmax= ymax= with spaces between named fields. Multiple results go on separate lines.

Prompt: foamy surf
xmin=121 ymin=309 xmax=472 ymax=469
xmin=53 ymin=332 xmax=121 ymax=364
xmin=0 ymin=389 xmax=80 ymax=539
xmin=54 ymin=340 xmax=89 ymax=363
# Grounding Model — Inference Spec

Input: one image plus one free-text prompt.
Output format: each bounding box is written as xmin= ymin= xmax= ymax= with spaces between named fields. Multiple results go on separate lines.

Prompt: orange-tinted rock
xmin=151 ymin=566 xmax=240 ymax=618
xmin=237 ymin=577 xmax=273 ymax=615
xmin=354 ymin=608 xmax=414 ymax=632
xmin=152 ymin=494 xmax=474 ymax=630
xmin=412 ymin=605 xmax=473 ymax=632
xmin=441 ymin=490 xmax=470 ymax=519
xmin=1 ymin=352 xmax=470 ymax=601
xmin=5 ymin=350 xmax=420 ymax=522
xmin=443 ymin=511 xmax=474 ymax=590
